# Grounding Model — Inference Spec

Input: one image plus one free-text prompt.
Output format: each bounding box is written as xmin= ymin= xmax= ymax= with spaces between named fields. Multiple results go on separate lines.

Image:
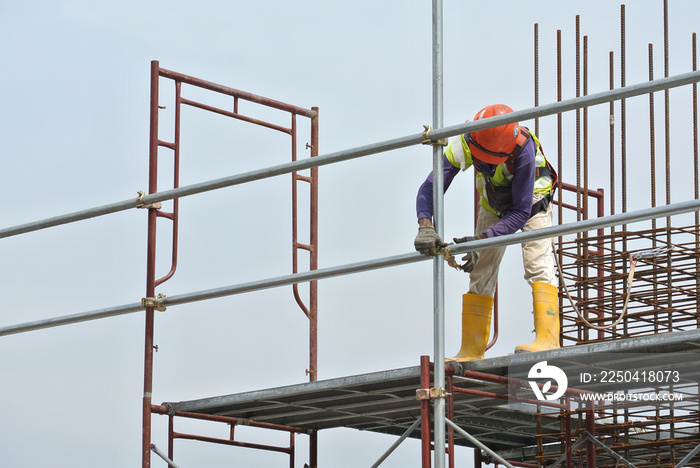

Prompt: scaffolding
xmin=2 ymin=1 xmax=700 ymax=467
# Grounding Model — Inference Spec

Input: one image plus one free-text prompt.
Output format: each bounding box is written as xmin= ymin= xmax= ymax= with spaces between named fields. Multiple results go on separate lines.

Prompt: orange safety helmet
xmin=468 ymin=104 xmax=528 ymax=165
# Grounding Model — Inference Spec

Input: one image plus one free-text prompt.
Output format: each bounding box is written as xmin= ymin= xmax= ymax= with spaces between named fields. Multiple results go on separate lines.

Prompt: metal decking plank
xmin=169 ymin=366 xmax=421 ymax=414
xmin=163 ymin=329 xmax=700 ymax=453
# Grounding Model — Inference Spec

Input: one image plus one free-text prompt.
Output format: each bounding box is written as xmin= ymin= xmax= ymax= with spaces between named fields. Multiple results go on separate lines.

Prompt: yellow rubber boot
xmin=515 ymin=282 xmax=561 ymax=353
xmin=448 ymin=293 xmax=493 ymax=362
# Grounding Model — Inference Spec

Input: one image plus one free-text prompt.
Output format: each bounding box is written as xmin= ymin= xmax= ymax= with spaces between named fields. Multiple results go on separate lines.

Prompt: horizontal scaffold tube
xmin=1 ymin=71 xmax=699 ymax=240
xmin=2 ymin=198 xmax=699 ymax=337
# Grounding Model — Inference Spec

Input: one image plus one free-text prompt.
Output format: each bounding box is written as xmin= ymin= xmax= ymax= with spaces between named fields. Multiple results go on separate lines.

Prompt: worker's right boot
xmin=448 ymin=293 xmax=493 ymax=362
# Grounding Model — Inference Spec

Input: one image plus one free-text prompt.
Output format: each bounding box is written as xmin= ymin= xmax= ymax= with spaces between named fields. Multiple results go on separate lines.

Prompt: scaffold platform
xmin=163 ymin=329 xmax=700 ymax=457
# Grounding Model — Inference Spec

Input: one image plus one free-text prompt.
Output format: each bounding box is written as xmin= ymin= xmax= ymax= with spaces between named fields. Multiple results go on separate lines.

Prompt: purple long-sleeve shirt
xmin=416 ymin=138 xmax=537 ymax=238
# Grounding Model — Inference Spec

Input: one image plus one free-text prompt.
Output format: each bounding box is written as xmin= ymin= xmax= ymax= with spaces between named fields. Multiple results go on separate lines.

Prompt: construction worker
xmin=414 ymin=104 xmax=559 ymax=361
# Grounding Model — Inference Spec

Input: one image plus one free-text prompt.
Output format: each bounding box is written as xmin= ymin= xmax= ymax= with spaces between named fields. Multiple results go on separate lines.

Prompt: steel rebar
xmin=649 ymin=44 xmax=658 ymax=232
xmin=610 ymin=50 xmax=618 ymax=343
xmin=693 ymin=33 xmax=699 ymax=329
xmin=621 ymin=4 xmax=627 ymax=221
xmin=576 ymin=16 xmax=582 ymax=225
xmin=2 ymin=71 xmax=700 ymax=242
xmin=621 ymin=4 xmax=629 ymax=339
xmin=663 ymin=0 xmax=674 ymax=335
xmin=534 ymin=23 xmax=539 ymax=136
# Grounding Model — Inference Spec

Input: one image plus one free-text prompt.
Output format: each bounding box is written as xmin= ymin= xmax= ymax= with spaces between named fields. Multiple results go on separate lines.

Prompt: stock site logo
xmin=528 ymin=361 xmax=568 ymax=401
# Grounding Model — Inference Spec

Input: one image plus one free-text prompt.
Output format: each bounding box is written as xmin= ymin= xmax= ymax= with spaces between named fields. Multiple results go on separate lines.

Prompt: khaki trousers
xmin=468 ymin=195 xmax=556 ymax=298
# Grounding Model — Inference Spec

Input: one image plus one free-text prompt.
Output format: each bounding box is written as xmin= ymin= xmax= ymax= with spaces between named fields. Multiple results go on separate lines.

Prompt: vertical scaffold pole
xmin=309 ymin=106 xmax=319 ymax=468
xmin=143 ymin=59 xmax=160 ymax=468
xmin=431 ymin=1 xmax=446 ymax=467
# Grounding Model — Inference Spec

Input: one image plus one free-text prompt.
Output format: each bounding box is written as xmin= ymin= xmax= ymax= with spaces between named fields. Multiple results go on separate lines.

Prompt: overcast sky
xmin=1 ymin=1 xmax=699 ymax=467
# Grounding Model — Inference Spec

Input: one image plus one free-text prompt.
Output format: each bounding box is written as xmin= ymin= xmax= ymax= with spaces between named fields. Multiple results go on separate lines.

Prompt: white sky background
xmin=1 ymin=1 xmax=699 ymax=466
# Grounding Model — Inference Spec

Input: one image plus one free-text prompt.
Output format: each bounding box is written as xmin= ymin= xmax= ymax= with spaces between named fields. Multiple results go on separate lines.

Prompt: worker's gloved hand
xmin=452 ymin=235 xmax=482 ymax=273
xmin=414 ymin=226 xmax=449 ymax=256
xmin=453 ymin=235 xmax=481 ymax=244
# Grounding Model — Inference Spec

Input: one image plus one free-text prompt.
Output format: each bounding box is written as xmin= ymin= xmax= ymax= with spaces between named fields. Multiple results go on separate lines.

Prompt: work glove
xmin=414 ymin=226 xmax=449 ymax=256
xmin=452 ymin=235 xmax=482 ymax=273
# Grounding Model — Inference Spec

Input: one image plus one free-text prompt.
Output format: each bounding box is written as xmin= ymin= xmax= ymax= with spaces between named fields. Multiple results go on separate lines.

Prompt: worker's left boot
xmin=515 ymin=282 xmax=561 ymax=353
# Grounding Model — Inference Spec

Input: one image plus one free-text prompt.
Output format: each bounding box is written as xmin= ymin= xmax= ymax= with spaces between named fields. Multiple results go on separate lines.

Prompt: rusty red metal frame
xmin=555 ymin=183 xmax=606 ymax=342
xmin=143 ymin=61 xmax=319 ymax=468
xmin=417 ymin=357 xmax=598 ymax=468
xmin=152 ymin=405 xmax=308 ymax=466
xmin=422 ymin=358 xmax=597 ymax=468
xmin=420 ymin=356 xmax=432 ymax=467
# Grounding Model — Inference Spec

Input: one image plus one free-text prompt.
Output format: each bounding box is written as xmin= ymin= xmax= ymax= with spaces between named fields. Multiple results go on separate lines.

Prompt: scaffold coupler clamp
xmin=444 ymin=359 xmax=465 ymax=376
xmin=163 ymin=403 xmax=176 ymax=416
xmin=421 ymin=124 xmax=448 ymax=147
xmin=142 ymin=293 xmax=167 ymax=312
xmin=136 ymin=190 xmax=162 ymax=210
xmin=416 ymin=387 xmax=451 ymax=401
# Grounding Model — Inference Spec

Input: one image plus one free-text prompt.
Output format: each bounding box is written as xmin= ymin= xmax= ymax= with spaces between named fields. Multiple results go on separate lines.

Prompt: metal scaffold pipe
xmin=1 ymin=71 xmax=700 ymax=241
xmin=3 ymin=197 xmax=700 ymax=338
xmin=431 ymin=1 xmax=446 ymax=466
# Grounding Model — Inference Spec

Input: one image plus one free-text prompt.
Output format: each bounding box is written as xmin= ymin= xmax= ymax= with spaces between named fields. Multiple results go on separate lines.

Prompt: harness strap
xmin=504 ymin=128 xmax=532 ymax=174
xmin=530 ymin=193 xmax=553 ymax=217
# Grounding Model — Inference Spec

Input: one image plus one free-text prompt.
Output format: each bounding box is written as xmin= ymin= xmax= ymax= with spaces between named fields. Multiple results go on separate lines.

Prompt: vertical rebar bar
xmin=576 ymin=16 xmax=582 ymax=225
xmin=583 ymin=35 xmax=591 ymax=343
xmin=574 ymin=17 xmax=585 ymax=342
xmin=565 ymin=397 xmax=573 ymax=468
xmin=431 ymin=1 xmax=446 ymax=466
xmin=596 ymin=191 xmax=606 ymax=341
xmin=621 ymin=4 xmax=627 ymax=220
xmin=624 ymin=402 xmax=631 ymax=467
xmin=649 ymin=44 xmax=658 ymax=232
xmin=609 ymin=50 xmax=616 ymax=221
xmin=609 ymin=51 xmax=617 ymax=340
xmin=663 ymin=0 xmax=674 ymax=333
xmin=664 ymin=0 xmax=672 ymax=221
xmin=583 ymin=35 xmax=589 ymax=222
xmin=620 ymin=4 xmax=629 ymax=337
xmin=537 ymin=409 xmax=544 ymax=467
xmin=586 ymin=402 xmax=597 ymax=468
xmin=693 ymin=33 xmax=699 ymax=327
xmin=557 ymin=29 xmax=564 ymax=320
xmin=535 ymin=23 xmax=540 ymax=136
xmin=649 ymin=43 xmax=661 ymax=336
xmin=446 ymin=373 xmax=455 ymax=468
